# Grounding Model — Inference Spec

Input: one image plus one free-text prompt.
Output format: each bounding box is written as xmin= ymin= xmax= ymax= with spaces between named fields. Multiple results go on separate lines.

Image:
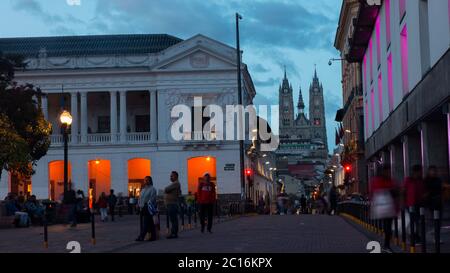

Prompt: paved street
xmin=0 ymin=214 xmax=374 ymax=253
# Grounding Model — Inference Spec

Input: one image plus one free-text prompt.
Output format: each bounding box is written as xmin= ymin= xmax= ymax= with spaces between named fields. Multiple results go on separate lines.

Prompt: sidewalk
xmin=0 ymin=214 xmax=373 ymax=253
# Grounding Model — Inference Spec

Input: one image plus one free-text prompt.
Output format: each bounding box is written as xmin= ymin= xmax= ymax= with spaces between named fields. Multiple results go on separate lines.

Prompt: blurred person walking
xmin=370 ymin=165 xmax=399 ymax=253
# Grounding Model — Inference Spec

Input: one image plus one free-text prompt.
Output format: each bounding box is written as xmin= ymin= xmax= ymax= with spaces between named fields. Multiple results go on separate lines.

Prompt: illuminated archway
xmin=48 ymin=161 xmax=72 ymax=201
xmin=127 ymin=158 xmax=151 ymax=197
xmin=88 ymin=159 xmax=111 ymax=200
xmin=187 ymin=156 xmax=217 ymax=195
xmin=9 ymin=172 xmax=32 ymax=197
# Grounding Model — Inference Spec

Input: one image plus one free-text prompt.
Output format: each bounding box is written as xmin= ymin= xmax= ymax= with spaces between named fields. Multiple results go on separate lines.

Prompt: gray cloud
xmin=13 ymin=0 xmax=63 ymax=24
xmin=254 ymin=77 xmax=280 ymax=88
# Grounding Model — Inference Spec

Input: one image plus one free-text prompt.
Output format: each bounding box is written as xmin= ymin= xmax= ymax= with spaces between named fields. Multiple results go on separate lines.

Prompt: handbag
xmin=147 ymin=200 xmax=158 ymax=216
xmin=371 ymin=190 xmax=396 ymax=219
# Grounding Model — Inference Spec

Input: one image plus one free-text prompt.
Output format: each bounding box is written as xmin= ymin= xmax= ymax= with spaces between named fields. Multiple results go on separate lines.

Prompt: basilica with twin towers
xmin=276 ymin=68 xmax=329 ymax=189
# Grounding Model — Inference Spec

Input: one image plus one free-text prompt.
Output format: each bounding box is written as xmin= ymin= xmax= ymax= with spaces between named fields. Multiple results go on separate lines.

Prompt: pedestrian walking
xmin=186 ymin=191 xmax=196 ymax=220
xmin=370 ymin=165 xmax=399 ymax=253
xmin=164 ymin=171 xmax=181 ymax=239
xmin=117 ymin=193 xmax=124 ymax=217
xmin=97 ymin=192 xmax=108 ymax=222
xmin=197 ymin=173 xmax=217 ymax=233
xmin=108 ymin=189 xmax=117 ymax=222
xmin=136 ymin=176 xmax=157 ymax=242
xmin=328 ymin=186 xmax=338 ymax=215
xmin=403 ymin=165 xmax=425 ymax=243
xmin=64 ymin=184 xmax=77 ymax=227
xmin=300 ymin=195 xmax=307 ymax=214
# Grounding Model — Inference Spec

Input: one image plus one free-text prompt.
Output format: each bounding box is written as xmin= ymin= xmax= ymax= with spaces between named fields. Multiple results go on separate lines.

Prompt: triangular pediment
xmin=151 ymin=34 xmax=238 ymax=71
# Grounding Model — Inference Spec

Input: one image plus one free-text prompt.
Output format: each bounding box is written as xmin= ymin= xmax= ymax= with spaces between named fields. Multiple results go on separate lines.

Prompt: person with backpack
xmin=136 ymin=176 xmax=157 ymax=242
xmin=108 ymin=189 xmax=118 ymax=222
xmin=197 ymin=173 xmax=217 ymax=233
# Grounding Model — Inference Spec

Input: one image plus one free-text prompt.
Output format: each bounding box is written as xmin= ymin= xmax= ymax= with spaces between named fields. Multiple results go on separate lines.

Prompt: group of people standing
xmin=135 ymin=171 xmax=217 ymax=242
xmin=370 ymin=164 xmax=448 ymax=253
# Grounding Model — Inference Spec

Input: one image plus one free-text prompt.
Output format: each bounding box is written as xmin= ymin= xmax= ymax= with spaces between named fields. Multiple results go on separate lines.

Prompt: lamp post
xmin=60 ymin=110 xmax=72 ymax=202
xmin=235 ymin=12 xmax=245 ymax=206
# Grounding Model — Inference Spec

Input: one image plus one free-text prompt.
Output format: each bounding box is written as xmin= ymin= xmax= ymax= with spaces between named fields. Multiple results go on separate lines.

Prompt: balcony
xmin=50 ymin=132 xmax=151 ymax=146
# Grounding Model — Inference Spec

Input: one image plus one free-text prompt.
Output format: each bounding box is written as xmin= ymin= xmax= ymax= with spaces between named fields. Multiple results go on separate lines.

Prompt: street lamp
xmin=236 ymin=12 xmax=245 ymax=205
xmin=328 ymin=58 xmax=345 ymax=66
xmin=60 ymin=110 xmax=72 ymax=202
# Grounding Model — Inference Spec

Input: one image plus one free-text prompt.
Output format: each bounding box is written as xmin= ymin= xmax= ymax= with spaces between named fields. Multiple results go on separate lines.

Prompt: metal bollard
xmin=188 ymin=207 xmax=192 ymax=229
xmin=194 ymin=207 xmax=197 ymax=228
xmin=180 ymin=207 xmax=185 ymax=231
xmin=420 ymin=207 xmax=426 ymax=253
xmin=394 ymin=216 xmax=399 ymax=246
xmin=401 ymin=209 xmax=407 ymax=250
xmin=43 ymin=212 xmax=48 ymax=249
xmin=166 ymin=211 xmax=170 ymax=235
xmin=91 ymin=210 xmax=96 ymax=245
xmin=409 ymin=206 xmax=416 ymax=253
xmin=434 ymin=210 xmax=441 ymax=254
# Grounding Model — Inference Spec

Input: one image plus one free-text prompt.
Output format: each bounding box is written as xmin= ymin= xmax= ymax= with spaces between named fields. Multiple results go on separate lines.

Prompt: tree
xmin=0 ymin=52 xmax=51 ymax=182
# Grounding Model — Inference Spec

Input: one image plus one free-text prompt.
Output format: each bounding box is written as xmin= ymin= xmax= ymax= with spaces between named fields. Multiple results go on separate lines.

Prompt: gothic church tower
xmin=308 ymin=68 xmax=328 ymax=153
xmin=279 ymin=68 xmax=295 ymax=136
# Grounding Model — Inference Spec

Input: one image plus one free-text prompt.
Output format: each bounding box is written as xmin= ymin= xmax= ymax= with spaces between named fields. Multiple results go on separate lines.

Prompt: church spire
xmin=314 ymin=65 xmax=318 ymax=80
xmin=297 ymin=87 xmax=305 ymax=113
xmin=284 ymin=65 xmax=287 ymax=80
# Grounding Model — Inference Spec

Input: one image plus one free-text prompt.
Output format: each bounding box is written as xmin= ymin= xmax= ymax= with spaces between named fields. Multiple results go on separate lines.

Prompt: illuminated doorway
xmin=187 ymin=156 xmax=217 ymax=195
xmin=88 ymin=159 xmax=111 ymax=201
xmin=127 ymin=158 xmax=151 ymax=198
xmin=9 ymin=172 xmax=32 ymax=197
xmin=48 ymin=161 xmax=72 ymax=201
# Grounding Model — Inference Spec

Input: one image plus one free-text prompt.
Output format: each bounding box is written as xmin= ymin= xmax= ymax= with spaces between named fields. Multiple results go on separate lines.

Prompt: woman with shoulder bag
xmin=370 ymin=165 xmax=398 ymax=253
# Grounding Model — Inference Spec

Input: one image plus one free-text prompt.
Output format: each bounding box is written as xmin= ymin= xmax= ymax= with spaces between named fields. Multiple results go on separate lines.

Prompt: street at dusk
xmin=1 ymin=1 xmax=450 ymax=270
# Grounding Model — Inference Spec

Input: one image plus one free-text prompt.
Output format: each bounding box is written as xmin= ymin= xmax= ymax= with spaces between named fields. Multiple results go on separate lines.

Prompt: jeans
xmin=199 ymin=204 xmax=214 ymax=231
xmin=109 ymin=205 xmax=115 ymax=221
xmin=67 ymin=204 xmax=77 ymax=225
xmin=139 ymin=205 xmax=156 ymax=240
xmin=100 ymin=208 xmax=108 ymax=221
xmin=167 ymin=204 xmax=179 ymax=236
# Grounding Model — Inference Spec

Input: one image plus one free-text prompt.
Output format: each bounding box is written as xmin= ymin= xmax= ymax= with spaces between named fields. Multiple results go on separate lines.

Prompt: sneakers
xmin=166 ymin=234 xmax=178 ymax=239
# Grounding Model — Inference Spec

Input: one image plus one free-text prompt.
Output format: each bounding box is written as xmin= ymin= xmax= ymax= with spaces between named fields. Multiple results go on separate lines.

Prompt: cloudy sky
xmin=1 ymin=0 xmax=343 ymax=150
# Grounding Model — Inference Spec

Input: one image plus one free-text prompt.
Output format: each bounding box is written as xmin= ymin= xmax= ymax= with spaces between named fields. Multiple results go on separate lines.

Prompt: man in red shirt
xmin=197 ymin=173 xmax=216 ymax=233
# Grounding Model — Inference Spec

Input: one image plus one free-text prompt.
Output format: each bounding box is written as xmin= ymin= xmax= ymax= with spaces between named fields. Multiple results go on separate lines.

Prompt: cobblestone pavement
xmin=0 ymin=214 xmax=374 ymax=253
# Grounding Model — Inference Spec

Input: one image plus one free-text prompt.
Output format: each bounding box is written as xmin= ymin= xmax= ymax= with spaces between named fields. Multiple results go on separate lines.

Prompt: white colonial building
xmin=0 ymin=34 xmax=277 ymax=203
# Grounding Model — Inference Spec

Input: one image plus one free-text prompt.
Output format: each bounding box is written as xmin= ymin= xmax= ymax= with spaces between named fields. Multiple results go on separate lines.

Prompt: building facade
xmin=0 ymin=34 xmax=277 ymax=203
xmin=276 ymin=70 xmax=329 ymax=194
xmin=334 ymin=0 xmax=367 ymax=194
xmin=347 ymin=0 xmax=450 ymax=186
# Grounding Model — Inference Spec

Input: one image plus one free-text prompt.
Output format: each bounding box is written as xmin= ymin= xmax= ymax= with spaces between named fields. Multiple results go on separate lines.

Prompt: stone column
xmin=80 ymin=92 xmax=88 ymax=144
xmin=422 ymin=118 xmax=448 ymax=178
xmin=70 ymin=92 xmax=78 ymax=144
xmin=402 ymin=135 xmax=410 ymax=179
xmin=150 ymin=90 xmax=157 ymax=142
xmin=447 ymin=106 xmax=450 ymax=180
xmin=110 ymin=91 xmax=118 ymax=143
xmin=120 ymin=91 xmax=127 ymax=143
xmin=31 ymin=160 xmax=49 ymax=199
xmin=41 ymin=96 xmax=48 ymax=120
xmin=402 ymin=131 xmax=421 ymax=178
xmin=157 ymin=92 xmax=167 ymax=143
